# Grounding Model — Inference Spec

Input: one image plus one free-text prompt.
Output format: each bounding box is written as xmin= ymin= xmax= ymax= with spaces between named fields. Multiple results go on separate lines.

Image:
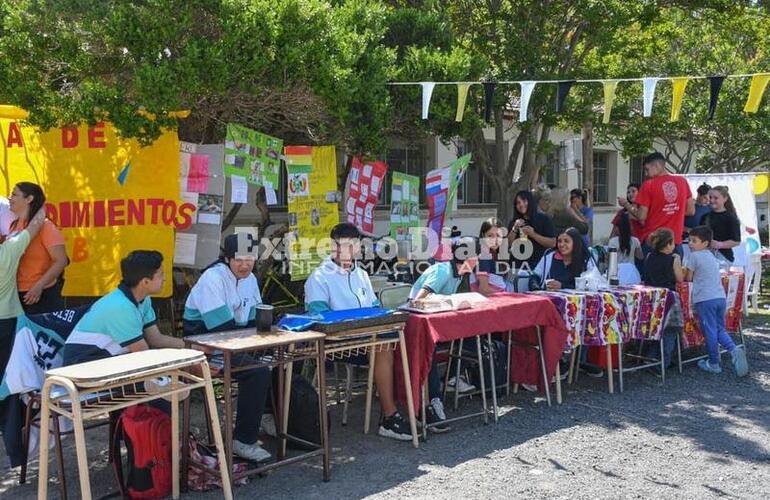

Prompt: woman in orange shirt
xmin=8 ymin=182 xmax=68 ymax=314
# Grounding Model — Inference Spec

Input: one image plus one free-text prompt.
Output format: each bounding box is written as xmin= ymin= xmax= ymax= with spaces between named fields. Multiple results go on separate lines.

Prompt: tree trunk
xmin=581 ymin=119 xmax=594 ymax=201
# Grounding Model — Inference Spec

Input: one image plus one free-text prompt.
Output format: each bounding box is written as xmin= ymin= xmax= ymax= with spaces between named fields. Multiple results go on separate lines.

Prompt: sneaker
xmin=697 ymin=359 xmax=722 ymax=374
xmin=232 ymin=439 xmax=272 ymax=462
xmin=378 ymin=412 xmax=413 ymax=441
xmin=425 ymin=398 xmax=451 ymax=433
xmin=446 ymin=376 xmax=476 ymax=393
xmin=731 ymin=347 xmax=748 ymax=377
xmin=261 ymin=413 xmax=277 ymax=437
xmin=579 ymin=364 xmax=604 ymax=378
xmin=521 ymin=383 xmax=538 ymax=392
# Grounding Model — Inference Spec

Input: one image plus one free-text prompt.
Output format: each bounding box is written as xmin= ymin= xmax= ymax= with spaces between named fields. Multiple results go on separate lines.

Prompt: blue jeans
xmin=694 ymin=298 xmax=736 ymax=366
xmin=427 ymin=354 xmax=441 ymax=400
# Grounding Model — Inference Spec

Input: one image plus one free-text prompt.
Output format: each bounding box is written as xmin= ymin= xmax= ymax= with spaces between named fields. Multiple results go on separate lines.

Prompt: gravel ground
xmin=2 ymin=314 xmax=769 ymax=499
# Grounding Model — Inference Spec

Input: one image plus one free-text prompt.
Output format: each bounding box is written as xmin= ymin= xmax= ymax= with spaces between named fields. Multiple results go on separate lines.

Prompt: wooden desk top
xmin=184 ymin=328 xmax=325 ymax=352
xmin=46 ymin=349 xmax=206 ymax=387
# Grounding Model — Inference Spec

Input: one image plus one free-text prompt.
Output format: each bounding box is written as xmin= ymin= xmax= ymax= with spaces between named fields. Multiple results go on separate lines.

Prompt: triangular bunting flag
xmin=707 ymin=76 xmax=725 ymax=120
xmin=556 ymin=80 xmax=576 ymax=113
xmin=117 ymin=162 xmax=131 ymax=186
xmin=743 ymin=74 xmax=770 ymax=113
xmin=670 ymin=78 xmax=689 ymax=122
xmin=643 ymin=78 xmax=659 ymax=117
xmin=483 ymin=82 xmax=496 ymax=123
xmin=519 ymin=81 xmax=537 ymax=122
xmin=456 ymin=83 xmax=471 ymax=122
xmin=421 ymin=82 xmax=435 ymax=119
xmin=602 ymin=81 xmax=618 ymax=124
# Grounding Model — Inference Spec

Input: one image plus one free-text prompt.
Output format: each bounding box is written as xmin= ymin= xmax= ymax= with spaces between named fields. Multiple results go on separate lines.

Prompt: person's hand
xmin=545 ymin=279 xmax=562 ymax=290
xmin=513 ymin=219 xmax=526 ymax=230
xmin=521 ymin=225 xmax=535 ymax=237
xmin=190 ymin=343 xmax=215 ymax=355
xmin=23 ymin=282 xmax=44 ymax=305
xmin=617 ymin=196 xmax=628 ymax=208
xmin=710 ymin=240 xmax=721 ymax=250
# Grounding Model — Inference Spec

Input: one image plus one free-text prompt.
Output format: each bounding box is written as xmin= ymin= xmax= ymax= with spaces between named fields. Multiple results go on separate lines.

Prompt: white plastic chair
xmin=747 ymin=253 xmax=762 ymax=314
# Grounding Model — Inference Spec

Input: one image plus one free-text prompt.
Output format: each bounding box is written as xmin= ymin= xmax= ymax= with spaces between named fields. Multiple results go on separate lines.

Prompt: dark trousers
xmin=0 ymin=317 xmax=22 ymax=467
xmin=19 ymin=282 xmax=65 ymax=315
xmin=231 ymin=354 xmax=271 ymax=445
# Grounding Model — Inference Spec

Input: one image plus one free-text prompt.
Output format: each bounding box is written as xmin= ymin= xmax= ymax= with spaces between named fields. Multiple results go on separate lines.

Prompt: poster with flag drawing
xmin=390 ymin=171 xmax=420 ymax=241
xmin=345 ymin=157 xmax=388 ymax=235
xmin=426 ymin=153 xmax=471 ymax=239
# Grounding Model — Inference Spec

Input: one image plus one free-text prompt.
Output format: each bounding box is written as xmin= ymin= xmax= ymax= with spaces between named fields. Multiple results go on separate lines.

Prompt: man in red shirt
xmin=620 ymin=152 xmax=695 ymax=256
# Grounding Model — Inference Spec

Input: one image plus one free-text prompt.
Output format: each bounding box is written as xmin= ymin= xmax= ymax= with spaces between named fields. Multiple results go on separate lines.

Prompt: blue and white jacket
xmin=304 ymin=257 xmax=380 ymax=314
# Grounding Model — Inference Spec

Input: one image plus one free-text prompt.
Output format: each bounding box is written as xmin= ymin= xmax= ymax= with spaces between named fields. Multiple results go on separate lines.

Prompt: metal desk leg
xmin=37 ymin=382 xmax=52 ymax=500
xmin=506 ymin=331 xmax=513 ymax=397
xmin=486 ymin=333 xmax=498 ymax=423
xmin=475 ymin=336 xmax=489 ymax=424
xmin=223 ymin=351 xmax=234 ymax=489
xmin=202 ymin=362 xmax=233 ymax=500
xmin=555 ymin=362 xmax=562 ymax=405
xmin=171 ymin=374 xmax=180 ymax=499
xmin=282 ymin=344 xmax=296 ymax=458
xmin=453 ymin=339 xmax=464 ymax=410
xmin=618 ymin=342 xmax=624 ymax=393
xmin=536 ymin=327 xmax=552 ymax=407
xmin=397 ymin=330 xmax=419 ymax=448
xmin=316 ymin=341 xmax=331 ymax=481
xmin=364 ymin=339 xmax=377 ymax=434
xmin=660 ymin=337 xmax=666 ymax=384
xmin=606 ymin=345 xmax=614 ymax=394
xmin=421 ymin=382 xmax=428 ymax=441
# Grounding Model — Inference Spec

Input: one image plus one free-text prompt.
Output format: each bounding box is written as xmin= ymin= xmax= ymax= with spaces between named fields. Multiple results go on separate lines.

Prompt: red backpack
xmin=112 ymin=405 xmax=173 ymax=499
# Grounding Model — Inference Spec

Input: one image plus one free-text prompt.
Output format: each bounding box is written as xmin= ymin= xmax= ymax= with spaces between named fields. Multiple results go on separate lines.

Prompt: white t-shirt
xmin=608 ymin=236 xmax=641 ymax=264
xmin=0 ymin=197 xmax=17 ymax=236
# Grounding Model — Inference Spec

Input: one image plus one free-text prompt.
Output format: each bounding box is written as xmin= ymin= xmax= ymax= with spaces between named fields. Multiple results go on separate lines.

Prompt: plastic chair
xmin=747 ymin=253 xmax=762 ymax=314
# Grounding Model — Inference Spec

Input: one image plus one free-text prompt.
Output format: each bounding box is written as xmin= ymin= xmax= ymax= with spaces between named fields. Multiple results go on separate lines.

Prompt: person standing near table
xmin=183 ymin=234 xmax=272 ymax=462
xmin=507 ymin=190 xmax=556 ymax=271
xmin=410 ymin=236 xmax=479 ymax=432
xmin=684 ymin=183 xmax=712 ymax=239
xmin=611 ymin=183 xmax=643 ymax=240
xmin=700 ymin=186 xmax=741 ymax=263
xmin=569 ymin=188 xmax=593 ymax=247
xmin=620 ymin=152 xmax=695 ymax=256
xmin=8 ymin=183 xmax=68 ymax=314
xmin=305 ymin=223 xmax=414 ymax=441
xmin=608 ymin=212 xmax=643 ymax=285
xmin=684 ymin=226 xmax=748 ymax=376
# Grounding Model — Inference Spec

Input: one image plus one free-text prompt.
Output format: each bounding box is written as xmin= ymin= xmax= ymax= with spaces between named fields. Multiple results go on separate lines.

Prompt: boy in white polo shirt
xmin=305 ymin=223 xmax=412 ymax=441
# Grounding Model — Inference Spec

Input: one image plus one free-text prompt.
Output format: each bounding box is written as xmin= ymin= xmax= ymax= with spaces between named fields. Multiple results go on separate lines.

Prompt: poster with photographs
xmin=224 ymin=123 xmax=283 ymax=188
xmin=390 ymin=171 xmax=420 ymax=241
xmin=344 ymin=157 xmax=388 ymax=235
xmin=175 ymin=142 xmax=225 ymax=269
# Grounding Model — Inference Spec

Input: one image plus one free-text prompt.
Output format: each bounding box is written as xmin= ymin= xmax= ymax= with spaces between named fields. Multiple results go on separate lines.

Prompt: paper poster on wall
xmin=174 ymin=142 xmax=226 ymax=269
xmin=285 ymin=145 xmax=339 ymax=280
xmin=224 ymin=124 xmax=283 ymax=187
xmin=0 ymin=111 xmax=182 ymax=296
xmin=344 ymin=157 xmax=388 ymax=235
xmin=390 ymin=171 xmax=420 ymax=242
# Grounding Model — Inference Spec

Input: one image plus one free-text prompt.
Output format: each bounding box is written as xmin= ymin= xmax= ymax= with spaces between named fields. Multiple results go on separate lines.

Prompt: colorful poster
xmin=345 ymin=157 xmax=388 ymax=235
xmin=285 ymin=145 xmax=339 ymax=280
xmin=224 ymin=123 xmax=282 ymax=187
xmin=0 ymin=110 xmax=185 ymax=296
xmin=426 ymin=153 xmax=470 ymax=240
xmin=390 ymin=171 xmax=420 ymax=241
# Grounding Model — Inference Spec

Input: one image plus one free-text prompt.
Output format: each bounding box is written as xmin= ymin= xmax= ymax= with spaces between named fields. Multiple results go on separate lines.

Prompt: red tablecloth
xmin=677 ymin=271 xmax=744 ymax=348
xmin=395 ymin=293 xmax=568 ymax=406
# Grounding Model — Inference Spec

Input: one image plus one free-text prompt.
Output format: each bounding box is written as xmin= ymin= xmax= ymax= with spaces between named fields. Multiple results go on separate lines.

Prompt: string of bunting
xmin=388 ymin=72 xmax=770 ymax=123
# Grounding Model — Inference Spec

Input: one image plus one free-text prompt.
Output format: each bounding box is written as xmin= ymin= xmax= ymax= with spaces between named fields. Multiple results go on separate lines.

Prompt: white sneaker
xmin=446 ymin=376 xmax=476 ymax=393
xmin=430 ymin=397 xmax=447 ymax=420
xmin=232 ymin=440 xmax=271 ymax=462
xmin=521 ymin=383 xmax=538 ymax=392
xmin=261 ymin=414 xmax=277 ymax=437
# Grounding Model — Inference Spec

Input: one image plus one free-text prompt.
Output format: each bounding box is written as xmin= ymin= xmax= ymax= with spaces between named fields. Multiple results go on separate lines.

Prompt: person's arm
xmin=412 ymin=288 xmax=432 ymax=301
xmin=711 ymin=215 xmax=742 ymax=250
xmin=126 ymin=338 xmax=150 ymax=352
xmin=144 ymin=323 xmax=184 ymax=349
xmin=520 ymin=224 xmax=556 ymax=249
xmin=23 ymin=243 xmax=68 ymax=305
xmin=685 ymin=198 xmax=696 ymax=216
xmin=569 ymin=204 xmax=588 ymax=223
xmin=475 ymin=274 xmax=497 ymax=296
xmin=304 ymin=271 xmax=332 ymax=314
xmin=634 ymin=245 xmax=644 ymax=261
xmin=672 ymin=254 xmax=684 ymax=283
xmin=683 ymin=253 xmax=694 ymax=282
xmin=24 ymin=207 xmax=48 ymax=240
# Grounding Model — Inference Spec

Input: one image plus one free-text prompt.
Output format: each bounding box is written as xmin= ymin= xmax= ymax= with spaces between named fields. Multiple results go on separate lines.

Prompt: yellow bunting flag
xmin=455 ymin=83 xmax=471 ymax=122
xmin=602 ymin=81 xmax=618 ymax=124
xmin=744 ymin=74 xmax=770 ymax=113
xmin=670 ymin=78 xmax=689 ymax=122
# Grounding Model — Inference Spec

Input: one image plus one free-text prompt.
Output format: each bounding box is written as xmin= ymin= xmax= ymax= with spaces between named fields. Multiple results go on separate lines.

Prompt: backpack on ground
xmin=112 ymin=404 xmax=172 ymax=499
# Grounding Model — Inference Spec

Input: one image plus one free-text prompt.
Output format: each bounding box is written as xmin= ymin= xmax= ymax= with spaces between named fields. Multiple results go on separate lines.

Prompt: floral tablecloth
xmin=676 ymin=271 xmax=744 ymax=349
xmin=534 ymin=285 xmax=673 ymax=347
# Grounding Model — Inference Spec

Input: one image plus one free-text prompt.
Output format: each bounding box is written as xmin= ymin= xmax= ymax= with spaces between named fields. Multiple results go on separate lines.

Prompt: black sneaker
xmin=579 ymin=363 xmax=604 ymax=378
xmin=425 ymin=399 xmax=451 ymax=433
xmin=378 ymin=412 xmax=413 ymax=441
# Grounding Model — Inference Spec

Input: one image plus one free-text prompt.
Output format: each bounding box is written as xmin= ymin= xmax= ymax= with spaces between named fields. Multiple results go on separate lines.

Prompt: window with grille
xmin=592 ymin=151 xmax=610 ymax=204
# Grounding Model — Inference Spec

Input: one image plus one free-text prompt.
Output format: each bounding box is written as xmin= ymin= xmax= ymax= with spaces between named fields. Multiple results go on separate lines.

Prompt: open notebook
xmin=402 ymin=292 xmax=489 ymax=313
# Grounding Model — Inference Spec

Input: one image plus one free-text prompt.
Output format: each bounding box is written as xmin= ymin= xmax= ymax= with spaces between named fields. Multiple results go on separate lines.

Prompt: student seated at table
xmin=641 ymin=228 xmax=684 ymax=368
xmin=409 ymin=236 xmax=479 ymax=431
xmin=684 ymin=226 xmax=748 ymax=376
xmin=304 ymin=223 xmax=412 ymax=441
xmin=471 ymin=218 xmax=513 ymax=295
xmin=183 ymin=234 xmax=272 ymax=462
xmin=532 ymin=227 xmax=594 ymax=291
